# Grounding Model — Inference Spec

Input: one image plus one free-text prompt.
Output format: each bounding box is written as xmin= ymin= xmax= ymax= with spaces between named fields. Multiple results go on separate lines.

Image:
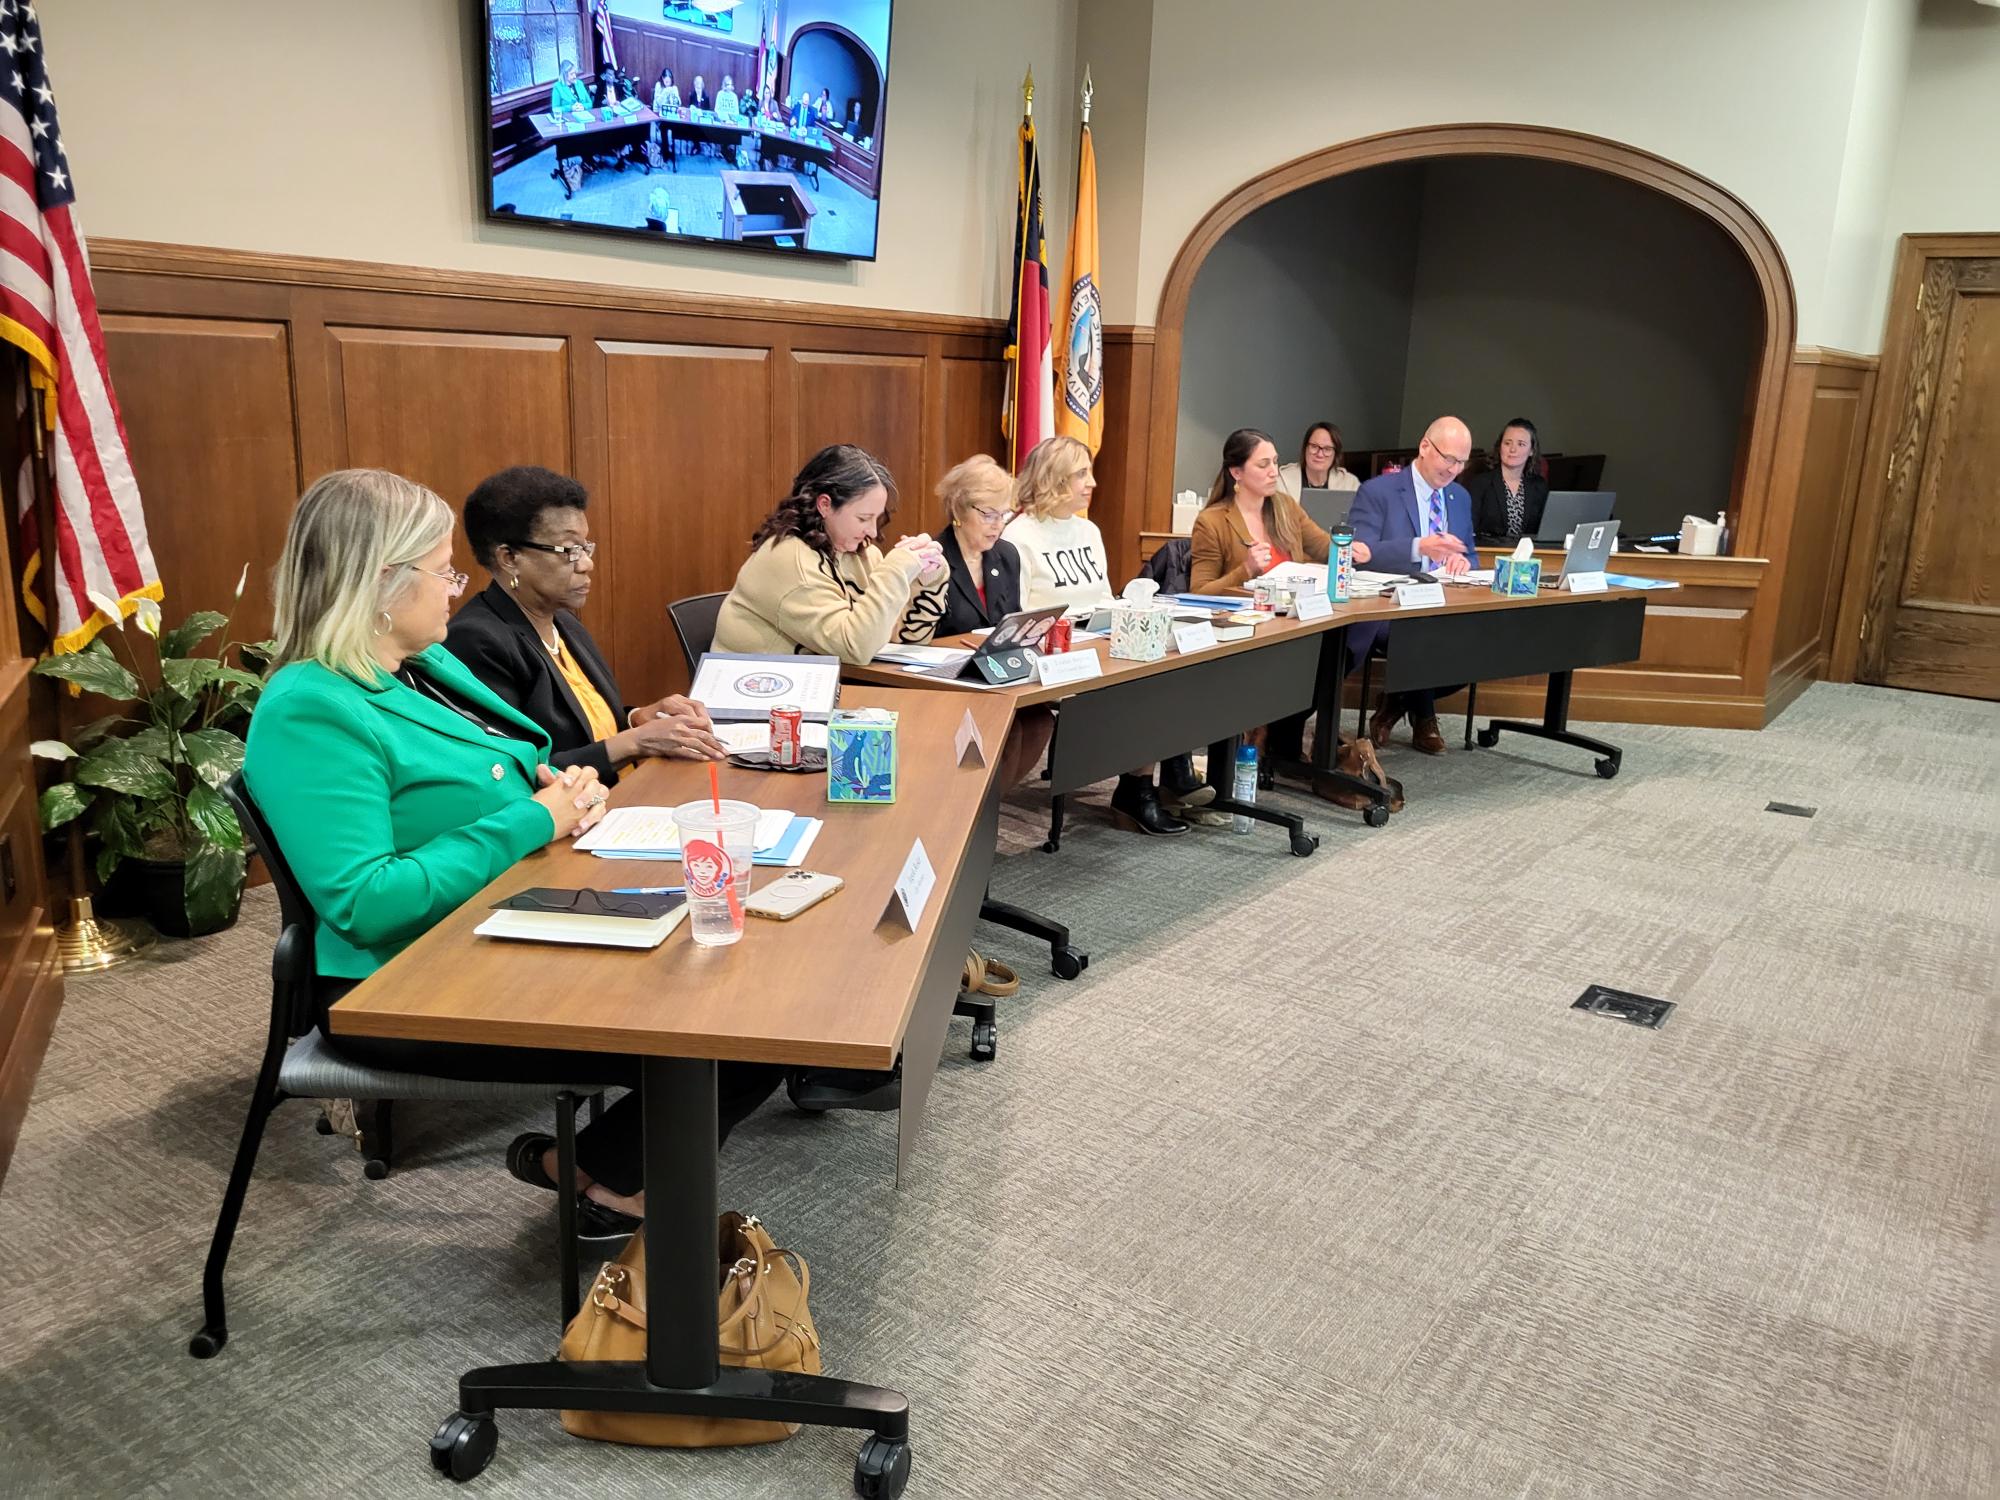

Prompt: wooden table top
xmin=530 ymin=106 xmax=661 ymax=140
xmin=843 ymin=583 xmax=1647 ymax=707
xmin=328 ymin=686 xmax=1015 ymax=1071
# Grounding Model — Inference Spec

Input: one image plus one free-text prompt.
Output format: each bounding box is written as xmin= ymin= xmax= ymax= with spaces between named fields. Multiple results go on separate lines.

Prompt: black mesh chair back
xmin=666 ymin=591 xmax=727 ymax=677
xmin=222 ymin=771 xmax=318 ymax=1039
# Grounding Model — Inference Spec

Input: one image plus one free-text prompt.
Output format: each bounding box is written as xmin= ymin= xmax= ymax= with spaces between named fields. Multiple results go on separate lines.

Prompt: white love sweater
xmin=1001 ymin=512 xmax=1115 ymax=612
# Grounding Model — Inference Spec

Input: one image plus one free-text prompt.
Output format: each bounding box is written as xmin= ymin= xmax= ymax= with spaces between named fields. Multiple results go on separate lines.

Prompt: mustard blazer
xmin=1188 ymin=493 xmax=1332 ymax=594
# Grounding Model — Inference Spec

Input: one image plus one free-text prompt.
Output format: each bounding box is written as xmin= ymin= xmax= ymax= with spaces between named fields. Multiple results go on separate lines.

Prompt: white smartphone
xmin=743 ymin=869 xmax=845 ymax=921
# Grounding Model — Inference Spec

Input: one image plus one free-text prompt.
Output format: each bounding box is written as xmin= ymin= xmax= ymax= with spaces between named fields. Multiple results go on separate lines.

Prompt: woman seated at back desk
xmin=1464 ymin=416 xmax=1549 ymax=544
xmin=444 ymin=465 xmax=727 ymax=784
xmin=1277 ymin=420 xmax=1362 ymax=501
xmin=243 ymin=468 xmax=782 ymax=1240
xmin=714 ymin=443 xmax=948 ymax=663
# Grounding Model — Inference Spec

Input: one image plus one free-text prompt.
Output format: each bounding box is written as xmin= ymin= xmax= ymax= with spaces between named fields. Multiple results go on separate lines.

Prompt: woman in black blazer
xmin=445 ymin=466 xmax=727 ymax=784
xmin=1466 ymin=416 xmax=1550 ymax=543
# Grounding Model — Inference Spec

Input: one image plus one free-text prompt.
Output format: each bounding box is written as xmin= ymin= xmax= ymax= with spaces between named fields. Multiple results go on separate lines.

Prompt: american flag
xmin=0 ymin=1 xmax=159 ymax=654
xmin=593 ymin=0 xmax=619 ymax=72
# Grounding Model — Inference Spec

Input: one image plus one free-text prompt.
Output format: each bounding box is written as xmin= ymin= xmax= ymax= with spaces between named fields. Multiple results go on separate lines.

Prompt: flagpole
xmin=1006 ymin=67 xmax=1035 ymax=474
xmin=13 ymin=354 xmax=152 ymax=970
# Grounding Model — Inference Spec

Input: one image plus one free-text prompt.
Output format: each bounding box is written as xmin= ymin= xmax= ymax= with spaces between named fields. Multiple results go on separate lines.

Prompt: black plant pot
xmin=130 ymin=857 xmax=245 ymax=939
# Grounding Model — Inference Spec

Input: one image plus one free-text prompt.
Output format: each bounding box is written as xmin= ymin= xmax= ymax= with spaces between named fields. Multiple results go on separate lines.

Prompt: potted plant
xmin=32 ymin=579 xmax=272 ymax=938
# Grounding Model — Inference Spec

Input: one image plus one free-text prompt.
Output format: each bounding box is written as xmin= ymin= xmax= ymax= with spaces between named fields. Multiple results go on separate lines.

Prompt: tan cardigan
xmin=1188 ymin=492 xmax=1331 ymax=594
xmin=713 ymin=535 xmax=945 ymax=665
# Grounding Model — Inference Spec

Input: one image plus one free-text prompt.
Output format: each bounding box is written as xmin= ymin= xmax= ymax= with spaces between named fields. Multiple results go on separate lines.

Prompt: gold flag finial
xmin=1023 ymin=67 xmax=1035 ymax=118
xmin=1081 ymin=66 xmax=1094 ymax=125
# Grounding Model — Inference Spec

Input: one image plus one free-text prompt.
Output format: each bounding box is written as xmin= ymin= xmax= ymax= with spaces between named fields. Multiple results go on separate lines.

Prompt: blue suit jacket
xmin=1349 ymin=467 xmax=1477 ymax=576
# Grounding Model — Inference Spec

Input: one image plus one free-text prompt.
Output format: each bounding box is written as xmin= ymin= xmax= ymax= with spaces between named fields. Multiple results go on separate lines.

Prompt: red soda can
xmin=769 ymin=705 xmax=803 ymax=767
xmin=1044 ymin=618 xmax=1072 ymax=654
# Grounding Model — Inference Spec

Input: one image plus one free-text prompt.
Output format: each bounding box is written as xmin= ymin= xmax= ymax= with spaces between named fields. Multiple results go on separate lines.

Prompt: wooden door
xmin=1856 ymin=246 xmax=2000 ymax=698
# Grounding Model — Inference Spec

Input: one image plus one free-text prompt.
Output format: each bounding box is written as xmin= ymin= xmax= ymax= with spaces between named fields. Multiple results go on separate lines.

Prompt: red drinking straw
xmin=707 ymin=762 xmax=743 ymax=925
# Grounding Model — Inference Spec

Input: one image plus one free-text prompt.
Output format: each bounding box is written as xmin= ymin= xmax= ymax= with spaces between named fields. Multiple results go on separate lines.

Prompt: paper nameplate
xmin=879 ymin=838 xmax=936 ymax=931
xmin=953 ymin=707 xmax=987 ymax=767
xmin=1293 ymin=591 xmax=1334 ymax=622
xmin=1563 ymin=572 xmax=1608 ymax=594
xmin=1172 ymin=621 xmax=1218 ymax=654
xmin=1033 ymin=650 xmax=1103 ymax=687
xmin=1395 ymin=581 xmax=1447 ymax=609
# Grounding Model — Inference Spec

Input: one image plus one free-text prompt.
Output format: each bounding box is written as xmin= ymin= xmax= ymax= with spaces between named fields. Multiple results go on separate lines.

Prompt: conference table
xmin=330 ymin=685 xmax=1015 ymax=1494
xmin=528 ymin=107 xmax=664 ymax=197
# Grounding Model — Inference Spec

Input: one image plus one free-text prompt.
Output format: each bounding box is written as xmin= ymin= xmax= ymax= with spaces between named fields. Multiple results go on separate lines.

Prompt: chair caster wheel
xmin=1476 ymin=726 xmax=1501 ymax=749
xmin=1289 ymin=832 xmax=1319 ymax=857
xmin=1040 ymin=839 xmax=1059 ymax=854
xmin=1363 ymin=804 xmax=1390 ymax=828
xmin=314 ymin=1113 xmax=334 ymax=1135
xmin=430 ymin=1411 xmax=497 ymax=1482
xmin=1595 ymin=756 xmax=1620 ymax=779
xmin=188 ymin=1325 xmax=226 ymax=1360
xmin=1051 ymin=947 xmax=1087 ymax=981
xmin=970 ymin=1022 xmax=997 ymax=1061
xmin=854 ymin=1433 xmax=911 ymax=1498
xmin=362 ymin=1158 xmax=390 ymax=1181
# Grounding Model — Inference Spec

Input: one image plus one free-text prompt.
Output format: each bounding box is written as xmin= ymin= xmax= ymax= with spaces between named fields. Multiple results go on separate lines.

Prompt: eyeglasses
xmin=1305 ymin=443 xmax=1337 ymax=457
xmin=970 ymin=507 xmax=1012 ymax=526
xmin=1423 ymin=440 xmax=1470 ymax=468
xmin=415 ymin=565 xmax=469 ymax=597
xmin=512 ymin=539 xmax=599 ymax=566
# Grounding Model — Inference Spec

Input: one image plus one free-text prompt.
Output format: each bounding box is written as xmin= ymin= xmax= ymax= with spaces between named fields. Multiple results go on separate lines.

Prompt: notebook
xmin=475 ymin=888 xmax=688 ymax=949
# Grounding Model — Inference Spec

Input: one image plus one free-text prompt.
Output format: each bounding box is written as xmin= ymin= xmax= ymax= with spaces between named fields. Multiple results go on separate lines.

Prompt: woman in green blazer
xmin=245 ymin=469 xmax=780 ymax=1235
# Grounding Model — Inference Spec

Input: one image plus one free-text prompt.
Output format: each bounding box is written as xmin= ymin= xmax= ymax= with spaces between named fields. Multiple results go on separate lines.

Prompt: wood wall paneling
xmin=328 ymin=328 xmax=573 ymax=585
xmin=611 ymin=19 xmax=757 ymax=103
xmin=790 ymin=350 xmax=925 ymax=535
xmin=101 ymin=316 xmax=302 ymax=640
xmin=938 ymin=356 xmax=1005 ymax=535
xmin=1097 ymin=328 xmax=1154 ymax=585
xmin=600 ymin=340 xmax=775 ymax=695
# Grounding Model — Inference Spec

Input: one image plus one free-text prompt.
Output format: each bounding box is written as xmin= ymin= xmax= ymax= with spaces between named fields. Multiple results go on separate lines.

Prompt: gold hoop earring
xmin=374 ymin=610 xmax=393 ymax=636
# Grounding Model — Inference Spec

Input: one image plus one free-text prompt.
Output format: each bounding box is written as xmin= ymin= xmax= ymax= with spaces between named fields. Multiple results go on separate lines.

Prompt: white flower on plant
xmin=30 ymin=740 xmax=76 ymax=761
xmin=133 ymin=597 xmax=162 ymax=637
xmin=86 ymin=588 xmax=126 ymax=629
xmin=234 ymin=563 xmax=249 ymax=600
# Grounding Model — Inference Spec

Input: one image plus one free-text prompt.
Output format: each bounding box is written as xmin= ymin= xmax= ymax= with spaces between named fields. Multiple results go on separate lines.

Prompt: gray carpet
xmin=1 ymin=682 xmax=1994 ymax=1498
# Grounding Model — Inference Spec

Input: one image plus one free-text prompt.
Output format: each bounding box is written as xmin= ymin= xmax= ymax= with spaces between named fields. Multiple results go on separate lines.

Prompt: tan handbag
xmin=557 ymin=1211 xmax=821 ymax=1447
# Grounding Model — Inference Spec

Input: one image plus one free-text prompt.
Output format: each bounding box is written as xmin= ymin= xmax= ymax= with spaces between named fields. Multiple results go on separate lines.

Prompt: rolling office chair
xmin=189 ymin=775 xmax=614 ymax=1359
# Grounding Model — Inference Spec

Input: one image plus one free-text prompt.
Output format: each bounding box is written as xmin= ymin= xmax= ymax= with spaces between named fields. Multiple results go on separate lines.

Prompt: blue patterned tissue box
xmin=1492 ymin=556 xmax=1542 ymax=596
xmin=826 ymin=709 xmax=898 ymax=803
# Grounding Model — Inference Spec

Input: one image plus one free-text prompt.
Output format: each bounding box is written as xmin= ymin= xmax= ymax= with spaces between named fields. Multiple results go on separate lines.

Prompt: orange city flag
xmin=1055 ymin=120 xmax=1102 ymax=456
xmin=1002 ymin=113 xmax=1053 ymax=471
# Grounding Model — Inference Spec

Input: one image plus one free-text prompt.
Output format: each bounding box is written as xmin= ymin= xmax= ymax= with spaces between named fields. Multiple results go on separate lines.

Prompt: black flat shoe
xmin=506 ymin=1132 xmax=559 ymax=1192
xmin=787 ymin=1064 xmax=902 ymax=1113
xmin=576 ymin=1195 xmax=641 ymax=1243
xmin=1110 ymin=775 xmax=1189 ymax=835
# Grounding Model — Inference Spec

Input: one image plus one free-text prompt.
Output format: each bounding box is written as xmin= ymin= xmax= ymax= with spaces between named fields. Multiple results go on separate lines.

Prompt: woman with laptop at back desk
xmin=1464 ymin=417 xmax=1549 ymax=544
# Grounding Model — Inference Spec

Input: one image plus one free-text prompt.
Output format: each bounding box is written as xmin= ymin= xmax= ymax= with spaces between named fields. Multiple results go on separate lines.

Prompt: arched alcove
xmin=1146 ymin=125 xmax=1797 ymax=555
xmin=785 ymin=22 xmax=883 ymax=139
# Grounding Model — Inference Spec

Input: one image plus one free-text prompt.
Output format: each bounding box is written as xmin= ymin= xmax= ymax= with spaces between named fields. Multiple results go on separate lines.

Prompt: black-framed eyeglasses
xmin=1423 ymin=439 xmax=1470 ymax=468
xmin=512 ymin=539 xmax=599 ymax=566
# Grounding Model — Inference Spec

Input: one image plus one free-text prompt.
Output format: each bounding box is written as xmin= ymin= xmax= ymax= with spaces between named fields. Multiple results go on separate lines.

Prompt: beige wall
xmin=47 ymin=0 xmax=1078 ymax=320
xmin=1129 ymin=0 xmax=1901 ymax=346
xmin=1885 ymin=0 xmax=2000 ymax=239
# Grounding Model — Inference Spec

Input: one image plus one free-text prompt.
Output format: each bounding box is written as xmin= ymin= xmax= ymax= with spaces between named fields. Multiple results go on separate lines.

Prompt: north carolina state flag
xmin=1002 ymin=114 xmax=1053 ymax=472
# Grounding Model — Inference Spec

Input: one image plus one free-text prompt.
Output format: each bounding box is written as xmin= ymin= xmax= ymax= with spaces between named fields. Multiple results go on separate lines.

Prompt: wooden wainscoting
xmin=89 ymin=240 xmax=1043 ymax=697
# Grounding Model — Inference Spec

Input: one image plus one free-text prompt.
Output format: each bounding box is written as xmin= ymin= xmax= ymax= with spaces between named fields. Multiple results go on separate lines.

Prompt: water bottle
xmin=1330 ymin=527 xmax=1354 ymax=603
xmin=1231 ymin=742 xmax=1258 ymax=834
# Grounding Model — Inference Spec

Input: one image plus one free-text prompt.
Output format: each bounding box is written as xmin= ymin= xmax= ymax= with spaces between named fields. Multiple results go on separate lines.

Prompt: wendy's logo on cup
xmin=683 ymin=839 xmax=732 ymax=899
xmin=734 ymin=672 xmax=793 ymax=698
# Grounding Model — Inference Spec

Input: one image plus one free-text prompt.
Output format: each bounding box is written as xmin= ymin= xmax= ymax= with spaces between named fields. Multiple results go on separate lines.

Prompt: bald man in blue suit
xmin=1347 ymin=415 xmax=1478 ymax=755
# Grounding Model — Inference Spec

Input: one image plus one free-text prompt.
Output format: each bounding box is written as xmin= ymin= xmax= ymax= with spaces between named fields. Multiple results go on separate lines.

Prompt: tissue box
xmin=1491 ymin=556 xmax=1542 ymax=596
xmin=1109 ymin=600 xmax=1172 ymax=661
xmin=826 ymin=708 xmax=898 ymax=803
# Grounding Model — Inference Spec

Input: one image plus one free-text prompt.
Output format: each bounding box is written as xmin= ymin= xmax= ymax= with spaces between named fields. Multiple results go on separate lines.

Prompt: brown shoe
xmin=1367 ymin=702 xmax=1402 ymax=749
xmin=1411 ymin=715 xmax=1447 ymax=755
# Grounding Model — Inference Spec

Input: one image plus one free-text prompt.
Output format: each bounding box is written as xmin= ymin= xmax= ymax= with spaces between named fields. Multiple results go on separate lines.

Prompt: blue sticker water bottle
xmin=1231 ymin=741 xmax=1258 ymax=834
xmin=1330 ymin=526 xmax=1354 ymax=604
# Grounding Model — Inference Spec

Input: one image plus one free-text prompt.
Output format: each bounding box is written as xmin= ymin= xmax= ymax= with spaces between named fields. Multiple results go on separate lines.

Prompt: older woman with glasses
xmin=445 ymin=465 xmax=727 ymax=785
xmin=244 ymin=469 xmax=783 ymax=1239
xmin=929 ymin=453 xmax=1022 ymax=635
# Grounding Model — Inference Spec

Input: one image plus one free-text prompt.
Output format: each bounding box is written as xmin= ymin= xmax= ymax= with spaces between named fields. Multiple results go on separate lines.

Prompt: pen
xmin=611 ymin=886 xmax=685 ymax=895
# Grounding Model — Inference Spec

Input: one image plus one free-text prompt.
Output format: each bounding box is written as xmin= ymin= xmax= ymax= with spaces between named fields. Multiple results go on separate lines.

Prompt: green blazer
xmin=243 ymin=644 xmax=557 ymax=981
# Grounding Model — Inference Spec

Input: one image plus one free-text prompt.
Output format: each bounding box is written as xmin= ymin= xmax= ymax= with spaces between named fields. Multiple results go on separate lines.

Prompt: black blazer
xmin=937 ymin=529 xmax=1022 ymax=636
xmin=1465 ymin=468 xmax=1551 ymax=543
xmin=443 ymin=581 xmax=631 ymax=784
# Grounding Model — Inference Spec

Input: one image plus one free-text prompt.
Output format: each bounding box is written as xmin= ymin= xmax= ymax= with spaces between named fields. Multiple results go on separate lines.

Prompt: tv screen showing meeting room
xmin=483 ymin=1 xmax=893 ymax=261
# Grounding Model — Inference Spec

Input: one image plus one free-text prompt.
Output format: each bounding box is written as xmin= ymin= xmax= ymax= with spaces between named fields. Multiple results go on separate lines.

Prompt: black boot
xmin=1110 ymin=773 xmax=1189 ymax=835
xmin=1159 ymin=753 xmax=1215 ymax=809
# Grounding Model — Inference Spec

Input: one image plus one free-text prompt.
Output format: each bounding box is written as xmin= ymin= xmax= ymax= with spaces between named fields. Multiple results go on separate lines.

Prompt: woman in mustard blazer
xmin=245 ymin=469 xmax=780 ymax=1235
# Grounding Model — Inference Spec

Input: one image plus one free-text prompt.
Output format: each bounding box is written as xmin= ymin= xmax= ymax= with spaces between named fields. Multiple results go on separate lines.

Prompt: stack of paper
xmin=574 ymin=805 xmax=824 ymax=867
xmin=874 ymin=643 xmax=973 ymax=669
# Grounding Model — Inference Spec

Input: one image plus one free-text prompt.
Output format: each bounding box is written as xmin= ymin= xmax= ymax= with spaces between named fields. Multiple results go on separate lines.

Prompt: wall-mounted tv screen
xmin=483 ymin=1 xmax=893 ymax=261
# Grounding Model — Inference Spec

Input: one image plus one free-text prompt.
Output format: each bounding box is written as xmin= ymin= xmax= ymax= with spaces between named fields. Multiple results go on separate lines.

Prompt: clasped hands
xmin=889 ymin=533 xmax=949 ymax=587
xmin=534 ymin=763 xmax=609 ymax=841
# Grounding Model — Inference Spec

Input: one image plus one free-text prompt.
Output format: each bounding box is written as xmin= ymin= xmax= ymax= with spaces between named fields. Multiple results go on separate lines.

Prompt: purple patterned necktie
xmin=1425 ymin=488 xmax=1446 ymax=571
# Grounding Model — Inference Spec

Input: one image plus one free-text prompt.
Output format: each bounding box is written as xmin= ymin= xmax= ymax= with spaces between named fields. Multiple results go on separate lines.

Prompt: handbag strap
xmin=586 ymin=1246 xmax=806 ymax=1347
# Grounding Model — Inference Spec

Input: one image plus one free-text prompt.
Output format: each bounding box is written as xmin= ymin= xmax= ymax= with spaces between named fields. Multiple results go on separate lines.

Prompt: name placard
xmin=1395 ymin=581 xmax=1447 ymax=609
xmin=1034 ymin=650 xmax=1104 ymax=687
xmin=1172 ymin=621 xmax=1218 ymax=654
xmin=879 ymin=839 xmax=936 ymax=931
xmin=953 ymin=707 xmax=987 ymax=767
xmin=1293 ymin=591 xmax=1334 ymax=622
xmin=1562 ymin=571 xmax=1608 ymax=594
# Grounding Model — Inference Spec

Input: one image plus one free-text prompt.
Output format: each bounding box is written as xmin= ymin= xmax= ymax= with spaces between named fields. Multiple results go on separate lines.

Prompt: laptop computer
xmin=1535 ymin=490 xmax=1617 ymax=543
xmin=1548 ymin=518 xmax=1620 ymax=587
xmin=1298 ymin=487 xmax=1351 ymax=534
xmin=914 ymin=604 xmax=1066 ymax=685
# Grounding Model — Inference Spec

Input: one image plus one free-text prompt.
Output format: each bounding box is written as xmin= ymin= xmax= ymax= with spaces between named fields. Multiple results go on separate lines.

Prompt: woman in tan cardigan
xmin=715 ymin=445 xmax=949 ymax=664
xmin=1189 ymin=427 xmax=1371 ymax=594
